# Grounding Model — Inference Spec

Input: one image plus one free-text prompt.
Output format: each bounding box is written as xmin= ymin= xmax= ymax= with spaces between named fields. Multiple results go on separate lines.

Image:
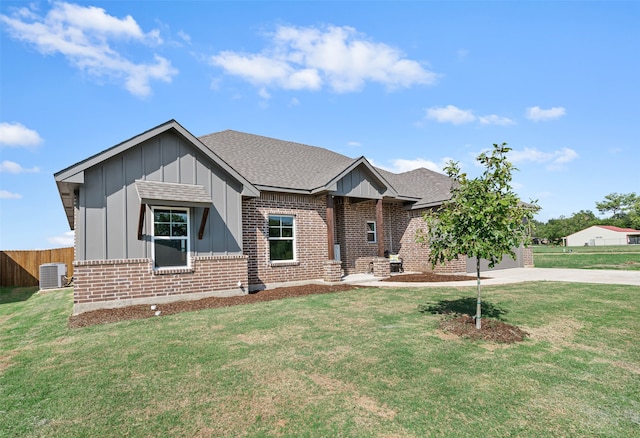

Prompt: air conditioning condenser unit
xmin=39 ymin=263 xmax=67 ymax=289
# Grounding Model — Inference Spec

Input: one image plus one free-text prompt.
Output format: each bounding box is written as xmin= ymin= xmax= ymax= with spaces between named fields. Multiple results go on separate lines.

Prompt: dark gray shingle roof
xmin=377 ymin=167 xmax=453 ymax=207
xmin=198 ymin=130 xmax=356 ymax=192
xmin=198 ymin=129 xmax=452 ymax=207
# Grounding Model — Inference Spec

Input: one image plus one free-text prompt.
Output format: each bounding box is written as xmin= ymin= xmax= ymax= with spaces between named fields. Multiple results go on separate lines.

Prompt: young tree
xmin=417 ymin=143 xmax=538 ymax=329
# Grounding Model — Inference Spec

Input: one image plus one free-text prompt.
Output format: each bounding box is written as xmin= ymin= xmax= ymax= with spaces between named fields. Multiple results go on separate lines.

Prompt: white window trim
xmin=268 ymin=214 xmax=297 ymax=264
xmin=366 ymin=221 xmax=377 ymax=243
xmin=151 ymin=206 xmax=191 ymax=271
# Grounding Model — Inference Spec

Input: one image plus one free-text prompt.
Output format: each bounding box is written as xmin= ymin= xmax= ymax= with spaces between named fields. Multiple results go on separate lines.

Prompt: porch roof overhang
xmin=134 ymin=180 xmax=213 ymax=241
xmin=135 ymin=180 xmax=212 ymax=207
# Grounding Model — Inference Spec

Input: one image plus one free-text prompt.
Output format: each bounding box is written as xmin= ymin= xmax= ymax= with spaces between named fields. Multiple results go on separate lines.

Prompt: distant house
xmin=564 ymin=225 xmax=640 ymax=246
xmin=55 ymin=120 xmax=534 ymax=314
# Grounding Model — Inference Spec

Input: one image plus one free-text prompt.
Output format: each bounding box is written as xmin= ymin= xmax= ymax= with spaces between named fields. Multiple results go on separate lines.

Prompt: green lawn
xmin=533 ymin=245 xmax=640 ymax=254
xmin=533 ymin=245 xmax=640 ymax=270
xmin=2 ymin=283 xmax=639 ymax=437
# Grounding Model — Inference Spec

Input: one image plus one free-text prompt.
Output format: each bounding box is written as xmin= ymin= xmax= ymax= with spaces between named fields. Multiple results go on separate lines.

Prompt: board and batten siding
xmin=76 ymin=131 xmax=243 ymax=261
xmin=334 ymin=166 xmax=384 ymax=199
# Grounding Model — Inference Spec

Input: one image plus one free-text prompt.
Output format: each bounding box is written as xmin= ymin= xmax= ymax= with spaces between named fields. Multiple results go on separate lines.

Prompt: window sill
xmin=269 ymin=261 xmax=299 ymax=267
xmin=152 ymin=266 xmax=194 ymax=275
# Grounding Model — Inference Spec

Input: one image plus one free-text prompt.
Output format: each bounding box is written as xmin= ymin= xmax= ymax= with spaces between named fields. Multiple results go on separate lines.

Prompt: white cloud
xmin=510 ymin=146 xmax=578 ymax=170
xmin=425 ymin=105 xmax=515 ymax=126
xmin=258 ymin=87 xmax=271 ymax=100
xmin=425 ymin=105 xmax=476 ymax=125
xmin=553 ymin=148 xmax=579 ymax=164
xmin=288 ymin=97 xmax=300 ymax=107
xmin=478 ymin=114 xmax=515 ymax=126
xmin=377 ymin=157 xmax=451 ymax=174
xmin=526 ymin=106 xmax=566 ymax=121
xmin=211 ymin=24 xmax=436 ymax=93
xmin=0 ymin=160 xmax=40 ymax=173
xmin=48 ymin=231 xmax=74 ymax=246
xmin=177 ymin=30 xmax=191 ymax=44
xmin=0 ymin=122 xmax=43 ymax=147
xmin=347 ymin=141 xmax=361 ymax=147
xmin=0 ymin=190 xmax=22 ymax=199
xmin=0 ymin=2 xmax=178 ymax=97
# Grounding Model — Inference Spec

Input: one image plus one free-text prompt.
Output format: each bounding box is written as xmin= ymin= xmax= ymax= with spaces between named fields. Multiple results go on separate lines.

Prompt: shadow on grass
xmin=419 ymin=297 xmax=508 ymax=320
xmin=0 ymin=286 xmax=39 ymax=305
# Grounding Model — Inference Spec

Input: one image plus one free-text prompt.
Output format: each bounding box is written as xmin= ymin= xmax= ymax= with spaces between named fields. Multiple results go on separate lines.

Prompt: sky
xmin=0 ymin=0 xmax=638 ymax=250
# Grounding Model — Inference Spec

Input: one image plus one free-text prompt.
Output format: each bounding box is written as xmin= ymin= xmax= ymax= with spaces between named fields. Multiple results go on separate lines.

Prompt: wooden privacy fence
xmin=1 ymin=247 xmax=74 ymax=287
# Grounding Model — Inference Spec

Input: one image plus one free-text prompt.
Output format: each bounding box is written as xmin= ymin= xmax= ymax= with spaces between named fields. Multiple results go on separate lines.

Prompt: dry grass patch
xmin=524 ymin=317 xmax=584 ymax=350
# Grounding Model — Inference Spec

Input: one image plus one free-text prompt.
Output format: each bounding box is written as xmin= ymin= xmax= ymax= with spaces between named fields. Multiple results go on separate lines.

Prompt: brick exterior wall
xmin=73 ymin=255 xmax=248 ymax=313
xmin=242 ymin=193 xmax=328 ymax=289
xmin=336 ymin=199 xmax=386 ymax=275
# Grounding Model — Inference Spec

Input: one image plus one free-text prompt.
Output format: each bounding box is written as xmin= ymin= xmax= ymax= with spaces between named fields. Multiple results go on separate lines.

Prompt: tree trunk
xmin=476 ymin=257 xmax=482 ymax=329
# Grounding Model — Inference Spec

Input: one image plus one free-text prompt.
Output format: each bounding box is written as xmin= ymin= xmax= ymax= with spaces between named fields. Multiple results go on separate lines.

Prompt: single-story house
xmin=564 ymin=225 xmax=640 ymax=246
xmin=55 ymin=120 xmax=534 ymax=314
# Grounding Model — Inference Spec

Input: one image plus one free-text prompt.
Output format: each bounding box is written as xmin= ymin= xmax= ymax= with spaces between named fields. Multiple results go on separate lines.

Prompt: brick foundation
xmin=73 ymin=255 xmax=248 ymax=314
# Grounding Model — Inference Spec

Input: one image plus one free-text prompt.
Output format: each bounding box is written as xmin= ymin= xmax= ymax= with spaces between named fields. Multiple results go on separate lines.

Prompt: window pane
xmin=155 ymin=223 xmax=170 ymax=236
xmin=269 ymin=228 xmax=281 ymax=238
xmin=281 ymin=216 xmax=293 ymax=226
xmin=367 ymin=233 xmax=376 ymax=242
xmin=282 ymin=228 xmax=293 ymax=238
xmin=172 ymin=212 xmax=187 ymax=223
xmin=172 ymin=223 xmax=187 ymax=237
xmin=155 ymin=210 xmax=171 ymax=223
xmin=154 ymin=239 xmax=187 ymax=267
xmin=367 ymin=222 xmax=375 ymax=232
xmin=270 ymin=240 xmax=293 ymax=261
xmin=268 ymin=217 xmax=281 ymax=227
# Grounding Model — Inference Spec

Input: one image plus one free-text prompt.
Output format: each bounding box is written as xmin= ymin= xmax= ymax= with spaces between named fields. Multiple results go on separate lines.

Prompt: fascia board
xmin=255 ymin=185 xmax=312 ymax=195
xmin=54 ymin=120 xmax=179 ymax=181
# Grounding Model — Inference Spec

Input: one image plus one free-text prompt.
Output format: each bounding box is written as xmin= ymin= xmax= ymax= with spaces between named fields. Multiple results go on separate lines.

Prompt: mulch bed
xmin=68 ymin=283 xmax=359 ymax=329
xmin=440 ymin=315 xmax=529 ymax=343
xmin=68 ymin=272 xmax=527 ymax=342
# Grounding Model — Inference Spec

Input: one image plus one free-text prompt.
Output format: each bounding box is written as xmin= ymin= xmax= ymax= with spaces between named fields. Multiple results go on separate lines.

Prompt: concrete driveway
xmin=352 ymin=268 xmax=640 ymax=288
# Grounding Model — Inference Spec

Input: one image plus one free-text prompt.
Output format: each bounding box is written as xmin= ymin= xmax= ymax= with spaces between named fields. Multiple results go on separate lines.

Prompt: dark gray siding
xmin=334 ymin=166 xmax=384 ymax=199
xmin=77 ymin=132 xmax=244 ymax=260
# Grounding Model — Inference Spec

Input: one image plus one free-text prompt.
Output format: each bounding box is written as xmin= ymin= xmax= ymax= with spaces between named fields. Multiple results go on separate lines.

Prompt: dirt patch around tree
xmin=440 ymin=315 xmax=529 ymax=343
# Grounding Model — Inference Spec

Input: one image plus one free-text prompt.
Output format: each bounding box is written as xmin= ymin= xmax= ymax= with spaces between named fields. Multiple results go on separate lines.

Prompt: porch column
xmin=326 ymin=195 xmax=335 ymax=260
xmin=376 ymin=198 xmax=384 ymax=257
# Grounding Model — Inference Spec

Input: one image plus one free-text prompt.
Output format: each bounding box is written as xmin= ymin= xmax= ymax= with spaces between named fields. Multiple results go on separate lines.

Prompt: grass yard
xmin=1 ymin=283 xmax=639 ymax=437
xmin=533 ymin=245 xmax=640 ymax=270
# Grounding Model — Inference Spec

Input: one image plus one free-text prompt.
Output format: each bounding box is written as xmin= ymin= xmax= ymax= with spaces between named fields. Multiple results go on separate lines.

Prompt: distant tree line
xmin=533 ymin=192 xmax=640 ymax=244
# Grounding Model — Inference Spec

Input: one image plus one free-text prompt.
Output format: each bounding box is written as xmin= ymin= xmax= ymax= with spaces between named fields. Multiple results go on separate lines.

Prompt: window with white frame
xmin=153 ymin=207 xmax=190 ymax=269
xmin=366 ymin=221 xmax=377 ymax=243
xmin=268 ymin=215 xmax=295 ymax=261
